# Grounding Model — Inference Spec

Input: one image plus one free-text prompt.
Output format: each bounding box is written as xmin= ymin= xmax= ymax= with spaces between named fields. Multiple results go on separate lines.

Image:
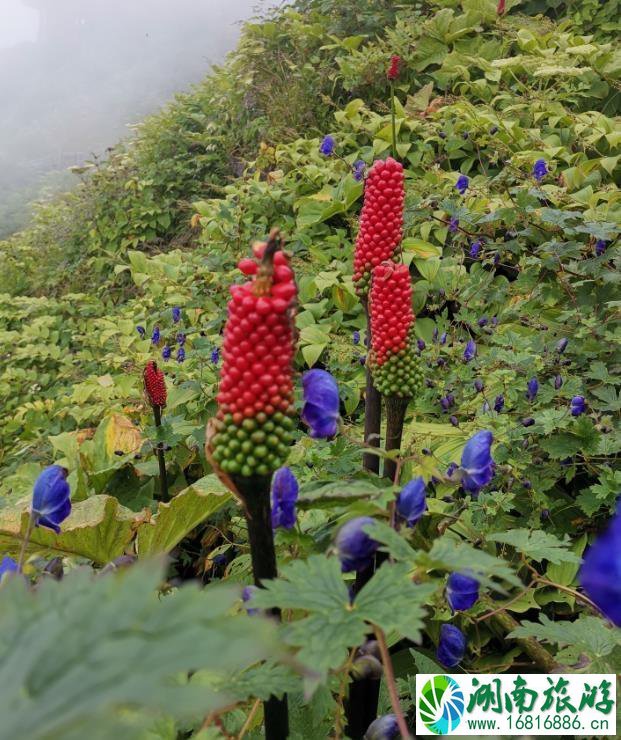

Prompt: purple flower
xmin=335 ymin=516 xmax=379 ymax=573
xmin=521 ymin=417 xmax=535 ymax=427
xmin=463 ymin=339 xmax=477 ymax=362
xmin=446 ymin=462 xmax=458 ymax=478
xmin=482 ymin=400 xmax=490 ymax=413
xmin=595 ymin=239 xmax=607 ymax=256
xmin=460 ymin=430 xmax=494 ymax=495
xmin=494 ymin=394 xmax=504 ymax=412
xmin=491 ymin=316 xmax=498 ymax=326
xmin=242 ymin=585 xmax=259 ymax=616
xmin=136 ymin=325 xmax=146 ymax=338
xmin=446 ymin=572 xmax=480 ymax=612
xmin=455 ymin=175 xmax=469 ymax=195
xmin=440 ymin=396 xmax=452 ymax=412
xmin=532 ymin=158 xmax=548 ymax=181
xmin=556 ymin=337 xmax=568 ymax=354
xmin=177 ymin=332 xmax=186 ymax=346
xmin=397 ymin=477 xmax=427 ymax=527
xmin=526 ymin=377 xmax=539 ymax=401
xmin=162 ymin=345 xmax=171 ymax=360
xmin=474 ymin=379 xmax=484 ymax=393
xmin=433 ymin=328 xmax=439 ymax=341
xmin=477 ymin=317 xmax=488 ymax=327
xmin=490 ymin=125 xmax=498 ymax=135
xmin=32 ymin=465 xmax=71 ymax=534
xmin=449 ymin=217 xmax=459 ymax=233
xmin=353 ymin=330 xmax=361 ymax=346
xmin=570 ymin=395 xmax=586 ymax=416
xmin=176 ymin=347 xmax=186 ymax=363
xmin=440 ymin=332 xmax=447 ymax=345
xmin=554 ymin=374 xmax=563 ymax=390
xmin=0 ymin=555 xmax=18 ymax=581
xmin=151 ymin=326 xmax=160 ymax=344
xmin=450 ymin=415 xmax=459 ymax=427
xmin=319 ymin=135 xmax=335 ymax=156
xmin=437 ymin=624 xmax=466 ymax=667
xmin=359 ymin=355 xmax=367 ymax=365
xmin=469 ymin=240 xmax=481 ymax=258
xmin=211 ymin=348 xmax=220 ymax=365
xmin=364 ymin=715 xmax=399 ymax=740
xmin=579 ymin=506 xmax=621 ymax=626
xmin=172 ymin=306 xmax=181 ymax=323
xmin=417 ymin=338 xmax=426 ymax=351
xmin=302 ymin=369 xmax=340 ymax=439
xmin=353 ymin=160 xmax=366 ymax=182
xmin=271 ymin=467 xmax=299 ymax=530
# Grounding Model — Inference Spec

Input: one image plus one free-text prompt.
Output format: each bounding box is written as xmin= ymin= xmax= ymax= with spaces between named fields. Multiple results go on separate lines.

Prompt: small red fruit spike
xmin=387 ymin=55 xmax=401 ymax=81
xmin=211 ymin=230 xmax=298 ymax=478
xmin=144 ymin=361 xmax=167 ymax=407
xmin=497 ymin=0 xmax=506 ymax=15
xmin=369 ymin=262 xmax=423 ymax=398
xmin=353 ymin=157 xmax=405 ymax=298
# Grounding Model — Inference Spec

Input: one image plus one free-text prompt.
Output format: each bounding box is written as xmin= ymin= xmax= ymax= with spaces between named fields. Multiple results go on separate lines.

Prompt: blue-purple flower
xmin=211 ymin=348 xmax=220 ymax=365
xmin=162 ymin=345 xmax=171 ymax=360
xmin=446 ymin=462 xmax=458 ymax=478
xmin=455 ymin=175 xmax=469 ymax=195
xmin=532 ymin=158 xmax=548 ymax=181
xmin=446 ymin=572 xmax=480 ymax=612
xmin=319 ymin=135 xmax=335 ymax=156
xmin=242 ymin=585 xmax=259 ymax=616
xmin=469 ymin=240 xmax=481 ymax=258
xmin=579 ymin=505 xmax=621 ymax=626
xmin=151 ymin=326 xmax=160 ymax=345
xmin=440 ymin=332 xmax=447 ymax=345
xmin=556 ymin=338 xmax=568 ymax=354
xmin=302 ymin=369 xmax=340 ymax=439
xmin=271 ymin=467 xmax=299 ymax=530
xmin=570 ymin=395 xmax=586 ymax=416
xmin=450 ymin=415 xmax=459 ymax=427
xmin=494 ymin=394 xmax=504 ymax=413
xmin=522 ymin=417 xmax=535 ymax=427
xmin=595 ymin=239 xmax=607 ymax=257
xmin=554 ymin=374 xmax=563 ymax=390
xmin=396 ymin=477 xmax=427 ymax=527
xmin=474 ymin=379 xmax=484 ymax=393
xmin=364 ymin=715 xmax=399 ymax=740
xmin=0 ymin=555 xmax=18 ymax=581
xmin=335 ymin=516 xmax=379 ymax=573
xmin=437 ymin=624 xmax=467 ymax=667
xmin=353 ymin=160 xmax=366 ymax=182
xmin=353 ymin=330 xmax=361 ymax=346
xmin=136 ymin=325 xmax=146 ymax=338
xmin=526 ymin=377 xmax=539 ymax=402
xmin=460 ymin=430 xmax=494 ymax=495
xmin=172 ymin=306 xmax=181 ymax=323
xmin=32 ymin=466 xmax=71 ymax=534
xmin=176 ymin=347 xmax=186 ymax=363
xmin=477 ymin=317 xmax=488 ymax=327
xmin=177 ymin=332 xmax=186 ymax=346
xmin=463 ymin=340 xmax=477 ymax=362
xmin=417 ymin=338 xmax=426 ymax=351
xmin=449 ymin=217 xmax=459 ymax=233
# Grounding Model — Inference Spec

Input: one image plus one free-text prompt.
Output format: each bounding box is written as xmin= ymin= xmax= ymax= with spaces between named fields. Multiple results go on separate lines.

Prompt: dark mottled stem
xmin=383 ymin=395 xmax=409 ymax=482
xmin=152 ymin=405 xmax=169 ymax=502
xmin=234 ymin=475 xmax=289 ymax=740
xmin=489 ymin=607 xmax=560 ymax=672
xmin=362 ymin=301 xmax=382 ymax=474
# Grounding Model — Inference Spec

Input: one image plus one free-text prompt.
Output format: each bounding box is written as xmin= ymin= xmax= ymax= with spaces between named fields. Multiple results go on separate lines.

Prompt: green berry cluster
xmin=371 ymin=346 xmax=424 ymax=398
xmin=211 ymin=412 xmax=295 ymax=477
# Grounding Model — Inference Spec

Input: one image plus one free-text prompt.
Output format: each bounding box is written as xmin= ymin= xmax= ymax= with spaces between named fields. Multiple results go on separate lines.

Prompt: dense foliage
xmin=0 ymin=1 xmax=619 ymax=738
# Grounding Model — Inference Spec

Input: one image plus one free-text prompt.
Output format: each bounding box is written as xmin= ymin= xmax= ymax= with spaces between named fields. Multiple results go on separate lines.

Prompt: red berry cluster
xmin=211 ymin=234 xmax=297 ymax=478
xmin=369 ymin=262 xmax=413 ymax=365
xmin=143 ymin=361 xmax=167 ymax=407
xmin=369 ymin=262 xmax=423 ymax=398
xmin=353 ymin=157 xmax=404 ymax=296
xmin=387 ymin=55 xmax=401 ymax=81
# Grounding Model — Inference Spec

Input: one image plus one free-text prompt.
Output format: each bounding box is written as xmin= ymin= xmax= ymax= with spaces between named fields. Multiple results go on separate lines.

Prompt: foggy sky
xmin=0 ymin=0 xmax=277 ymax=234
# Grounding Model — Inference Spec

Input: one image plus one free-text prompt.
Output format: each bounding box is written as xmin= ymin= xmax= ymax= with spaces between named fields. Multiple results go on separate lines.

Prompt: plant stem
xmin=489 ymin=607 xmax=561 ymax=672
xmin=17 ymin=511 xmax=35 ymax=573
xmin=383 ymin=396 xmax=409 ymax=483
xmin=362 ymin=301 xmax=382 ymax=474
xmin=390 ymin=82 xmax=397 ymax=159
xmin=153 ymin=405 xmax=169 ymax=502
xmin=374 ymin=626 xmax=412 ymax=739
xmin=234 ymin=474 xmax=289 ymax=740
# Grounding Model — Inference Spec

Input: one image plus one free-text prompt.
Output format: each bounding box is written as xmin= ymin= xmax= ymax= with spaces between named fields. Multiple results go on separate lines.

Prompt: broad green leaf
xmin=489 ymin=529 xmax=581 ymax=565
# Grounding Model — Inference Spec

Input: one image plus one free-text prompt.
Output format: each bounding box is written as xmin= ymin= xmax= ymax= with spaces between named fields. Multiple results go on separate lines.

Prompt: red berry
xmin=143 ymin=361 xmax=167 ymax=407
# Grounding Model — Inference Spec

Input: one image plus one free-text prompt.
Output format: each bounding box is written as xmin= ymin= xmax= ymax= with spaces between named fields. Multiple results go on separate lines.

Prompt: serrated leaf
xmin=489 ymin=529 xmax=581 ymax=565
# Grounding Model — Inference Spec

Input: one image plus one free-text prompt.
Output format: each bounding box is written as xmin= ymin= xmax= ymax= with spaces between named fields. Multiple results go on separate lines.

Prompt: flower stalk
xmin=152 ymin=404 xmax=170 ymax=503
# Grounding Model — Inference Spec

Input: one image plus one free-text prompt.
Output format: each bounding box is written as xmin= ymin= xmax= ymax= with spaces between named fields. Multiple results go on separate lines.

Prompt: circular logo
xmin=419 ymin=675 xmax=464 ymax=735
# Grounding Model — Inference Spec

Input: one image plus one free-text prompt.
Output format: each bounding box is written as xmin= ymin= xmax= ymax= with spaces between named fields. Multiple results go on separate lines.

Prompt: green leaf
xmin=488 ymin=529 xmax=581 ymax=565
xmin=0 ymin=561 xmax=276 ymax=740
xmin=136 ymin=475 xmax=231 ymax=556
xmin=302 ymin=343 xmax=326 ymax=367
